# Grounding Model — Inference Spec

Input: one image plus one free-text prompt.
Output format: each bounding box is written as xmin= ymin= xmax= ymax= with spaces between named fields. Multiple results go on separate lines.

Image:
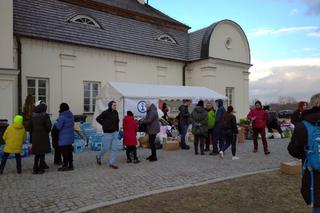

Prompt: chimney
xmin=137 ymin=0 xmax=145 ymax=5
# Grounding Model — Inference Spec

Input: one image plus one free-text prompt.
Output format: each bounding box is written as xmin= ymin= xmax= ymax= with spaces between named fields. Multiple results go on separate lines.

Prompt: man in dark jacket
xmin=288 ymin=93 xmax=320 ymax=212
xmin=96 ymin=101 xmax=120 ymax=169
xmin=178 ymin=100 xmax=191 ymax=150
xmin=140 ymin=102 xmax=160 ymax=161
xmin=210 ymin=99 xmax=226 ymax=155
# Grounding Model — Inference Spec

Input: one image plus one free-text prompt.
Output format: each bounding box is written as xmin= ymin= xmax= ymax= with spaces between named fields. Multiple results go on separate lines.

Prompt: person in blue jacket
xmin=54 ymin=103 xmax=74 ymax=171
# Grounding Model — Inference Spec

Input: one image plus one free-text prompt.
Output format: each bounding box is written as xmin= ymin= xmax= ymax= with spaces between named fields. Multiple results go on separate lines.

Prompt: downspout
xmin=17 ymin=36 xmax=22 ymax=114
xmin=182 ymin=62 xmax=188 ymax=86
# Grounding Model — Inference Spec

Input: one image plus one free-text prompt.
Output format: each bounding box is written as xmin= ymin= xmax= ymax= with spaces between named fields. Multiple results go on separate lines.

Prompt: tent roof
xmin=106 ymin=82 xmax=227 ymax=101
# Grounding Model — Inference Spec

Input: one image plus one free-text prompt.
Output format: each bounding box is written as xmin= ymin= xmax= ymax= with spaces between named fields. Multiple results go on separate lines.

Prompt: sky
xmin=149 ymin=0 xmax=320 ymax=104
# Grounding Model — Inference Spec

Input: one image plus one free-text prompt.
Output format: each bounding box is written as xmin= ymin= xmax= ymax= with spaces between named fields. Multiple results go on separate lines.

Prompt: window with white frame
xmin=27 ymin=78 xmax=49 ymax=104
xmin=84 ymin=81 xmax=100 ymax=113
xmin=70 ymin=15 xmax=101 ymax=28
xmin=225 ymin=87 xmax=234 ymax=107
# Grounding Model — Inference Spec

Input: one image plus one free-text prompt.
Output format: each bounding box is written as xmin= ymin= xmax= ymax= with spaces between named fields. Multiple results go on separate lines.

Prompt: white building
xmin=0 ymin=0 xmax=251 ymax=123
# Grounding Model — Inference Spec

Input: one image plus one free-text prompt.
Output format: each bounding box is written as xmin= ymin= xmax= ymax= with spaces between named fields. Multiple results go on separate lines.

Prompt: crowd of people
xmin=0 ymin=96 xmax=75 ymax=175
xmin=1 ymin=92 xmax=320 ymax=212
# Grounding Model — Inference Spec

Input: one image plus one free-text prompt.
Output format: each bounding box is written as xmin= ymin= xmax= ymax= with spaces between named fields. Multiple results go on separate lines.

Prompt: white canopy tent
xmin=93 ymin=82 xmax=227 ymax=129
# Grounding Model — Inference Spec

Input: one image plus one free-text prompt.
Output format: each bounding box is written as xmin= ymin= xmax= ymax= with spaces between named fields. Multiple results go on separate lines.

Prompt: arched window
xmin=157 ymin=34 xmax=177 ymax=44
xmin=70 ymin=15 xmax=101 ymax=28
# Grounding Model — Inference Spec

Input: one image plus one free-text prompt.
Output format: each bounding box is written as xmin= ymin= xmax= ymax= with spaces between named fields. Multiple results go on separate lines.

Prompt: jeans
xmin=148 ymin=134 xmax=157 ymax=158
xmin=98 ymin=132 xmax=118 ymax=165
xmin=313 ymin=208 xmax=320 ymax=213
xmin=60 ymin=145 xmax=73 ymax=167
xmin=0 ymin=152 xmax=21 ymax=173
xmin=180 ymin=124 xmax=188 ymax=147
xmin=222 ymin=130 xmax=236 ymax=156
xmin=213 ymin=126 xmax=225 ymax=152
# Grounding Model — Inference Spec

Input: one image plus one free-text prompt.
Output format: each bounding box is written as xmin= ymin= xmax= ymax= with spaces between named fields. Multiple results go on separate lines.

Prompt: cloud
xmin=272 ymin=26 xmax=318 ymax=34
xmin=249 ymin=26 xmax=320 ymax=37
xmin=308 ymin=31 xmax=320 ymax=37
xmin=249 ymin=58 xmax=320 ymax=103
xmin=303 ymin=0 xmax=320 ymax=15
xmin=303 ymin=47 xmax=317 ymax=51
xmin=290 ymin=8 xmax=300 ymax=15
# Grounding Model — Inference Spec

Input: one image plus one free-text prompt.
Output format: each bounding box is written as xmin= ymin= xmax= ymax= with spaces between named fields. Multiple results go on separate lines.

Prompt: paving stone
xmin=0 ymin=139 xmax=294 ymax=212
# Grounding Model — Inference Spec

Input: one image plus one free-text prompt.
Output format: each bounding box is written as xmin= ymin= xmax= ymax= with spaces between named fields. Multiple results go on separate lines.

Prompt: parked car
xmin=278 ymin=110 xmax=294 ymax=119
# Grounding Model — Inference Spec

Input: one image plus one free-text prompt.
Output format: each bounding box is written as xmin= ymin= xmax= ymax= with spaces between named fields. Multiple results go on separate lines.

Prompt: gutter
xmin=17 ymin=36 xmax=22 ymax=114
xmin=182 ymin=62 xmax=188 ymax=86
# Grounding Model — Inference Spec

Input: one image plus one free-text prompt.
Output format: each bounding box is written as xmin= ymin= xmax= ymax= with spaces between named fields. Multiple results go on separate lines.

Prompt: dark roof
xmin=93 ymin=0 xmax=188 ymax=27
xmin=13 ymin=0 xmax=248 ymax=62
xmin=14 ymin=0 xmax=189 ymax=61
xmin=188 ymin=26 xmax=212 ymax=60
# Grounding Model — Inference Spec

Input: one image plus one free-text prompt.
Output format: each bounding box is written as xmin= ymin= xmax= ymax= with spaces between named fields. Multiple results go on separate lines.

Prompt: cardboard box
xmin=187 ymin=133 xmax=194 ymax=143
xmin=280 ymin=160 xmax=302 ymax=175
xmin=163 ymin=139 xmax=180 ymax=151
xmin=238 ymin=127 xmax=245 ymax=144
xmin=138 ymin=135 xmax=149 ymax=148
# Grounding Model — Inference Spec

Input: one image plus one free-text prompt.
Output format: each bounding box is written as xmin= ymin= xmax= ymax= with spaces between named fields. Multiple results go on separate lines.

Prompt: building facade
xmin=0 ymin=0 xmax=251 ymax=122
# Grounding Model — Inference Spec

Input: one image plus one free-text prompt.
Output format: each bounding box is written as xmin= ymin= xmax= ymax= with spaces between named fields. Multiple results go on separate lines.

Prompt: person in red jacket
xmin=247 ymin=100 xmax=270 ymax=155
xmin=123 ymin=111 xmax=140 ymax=163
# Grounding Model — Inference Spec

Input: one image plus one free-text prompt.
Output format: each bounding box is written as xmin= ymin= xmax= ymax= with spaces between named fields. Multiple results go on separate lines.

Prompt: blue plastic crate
xmin=73 ymin=139 xmax=86 ymax=154
xmin=74 ymin=132 xmax=81 ymax=140
xmin=80 ymin=123 xmax=92 ymax=132
xmin=21 ymin=144 xmax=29 ymax=158
xmin=25 ymin=132 xmax=30 ymax=144
xmin=91 ymin=141 xmax=103 ymax=152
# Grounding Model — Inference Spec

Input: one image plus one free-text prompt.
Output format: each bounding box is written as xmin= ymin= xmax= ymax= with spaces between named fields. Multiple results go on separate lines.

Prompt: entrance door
xmin=0 ymin=79 xmax=13 ymax=123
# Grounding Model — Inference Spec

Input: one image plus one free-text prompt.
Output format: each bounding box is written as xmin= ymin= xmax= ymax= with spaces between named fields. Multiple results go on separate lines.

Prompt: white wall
xmin=186 ymin=58 xmax=250 ymax=119
xmin=209 ymin=21 xmax=250 ymax=64
xmin=0 ymin=70 xmax=19 ymax=123
xmin=20 ymin=38 xmax=184 ymax=118
xmin=0 ymin=0 xmax=13 ymax=69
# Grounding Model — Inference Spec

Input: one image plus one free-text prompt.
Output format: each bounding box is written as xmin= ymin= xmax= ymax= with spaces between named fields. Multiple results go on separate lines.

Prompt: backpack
xmin=303 ymin=120 xmax=320 ymax=207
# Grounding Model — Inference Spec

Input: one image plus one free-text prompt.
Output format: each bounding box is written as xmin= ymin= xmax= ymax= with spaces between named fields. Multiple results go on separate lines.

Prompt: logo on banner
xmin=137 ymin=101 xmax=147 ymax=113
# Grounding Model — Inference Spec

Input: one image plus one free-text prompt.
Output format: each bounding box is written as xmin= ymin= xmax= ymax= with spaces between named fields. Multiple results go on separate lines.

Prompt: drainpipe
xmin=17 ymin=36 xmax=22 ymax=114
xmin=182 ymin=62 xmax=188 ymax=86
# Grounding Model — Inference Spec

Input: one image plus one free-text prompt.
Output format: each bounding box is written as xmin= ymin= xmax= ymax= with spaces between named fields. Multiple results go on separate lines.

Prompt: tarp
xmin=93 ymin=82 xmax=227 ymax=129
xmin=103 ymin=82 xmax=227 ymax=101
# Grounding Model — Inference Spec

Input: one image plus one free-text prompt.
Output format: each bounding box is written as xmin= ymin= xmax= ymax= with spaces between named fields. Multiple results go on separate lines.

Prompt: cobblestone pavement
xmin=0 ymin=139 xmax=295 ymax=213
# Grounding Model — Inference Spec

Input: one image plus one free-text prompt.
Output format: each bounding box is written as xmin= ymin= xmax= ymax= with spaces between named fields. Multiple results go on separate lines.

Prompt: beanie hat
xmin=14 ymin=115 xmax=23 ymax=123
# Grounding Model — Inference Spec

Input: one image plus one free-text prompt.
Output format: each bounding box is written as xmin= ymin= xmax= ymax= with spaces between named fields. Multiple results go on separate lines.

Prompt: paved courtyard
xmin=0 ymin=139 xmax=295 ymax=213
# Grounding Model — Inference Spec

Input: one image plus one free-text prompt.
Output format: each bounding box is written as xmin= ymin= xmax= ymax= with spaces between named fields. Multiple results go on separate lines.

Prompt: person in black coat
xmin=178 ymin=99 xmax=191 ymax=150
xmin=288 ymin=93 xmax=320 ymax=211
xmin=219 ymin=106 xmax=239 ymax=160
xmin=291 ymin=101 xmax=308 ymax=126
xmin=30 ymin=102 xmax=52 ymax=174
